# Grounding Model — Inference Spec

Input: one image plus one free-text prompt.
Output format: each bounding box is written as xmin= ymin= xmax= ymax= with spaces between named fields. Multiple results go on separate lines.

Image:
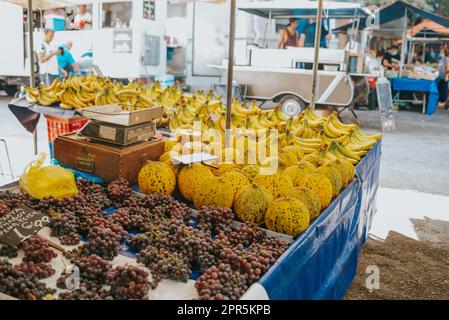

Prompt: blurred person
xmin=382 ymin=46 xmax=400 ymax=70
xmin=299 ymin=18 xmax=331 ymax=48
xmin=38 ymin=29 xmax=61 ymax=85
xmin=437 ymin=47 xmax=449 ymax=108
xmin=78 ymin=49 xmax=94 ymax=76
xmin=57 ymin=41 xmax=80 ymax=78
xmin=71 ymin=5 xmax=92 ymax=30
xmin=277 ymin=18 xmax=299 ymax=49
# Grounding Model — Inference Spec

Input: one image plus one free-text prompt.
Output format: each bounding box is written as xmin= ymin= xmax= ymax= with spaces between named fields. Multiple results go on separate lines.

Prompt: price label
xmin=0 ymin=205 xmax=49 ymax=247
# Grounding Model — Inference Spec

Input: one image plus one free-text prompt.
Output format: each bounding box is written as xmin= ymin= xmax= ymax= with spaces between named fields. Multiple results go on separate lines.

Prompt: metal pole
xmin=399 ymin=9 xmax=408 ymax=78
xmin=28 ymin=0 xmax=38 ymax=155
xmin=264 ymin=10 xmax=272 ymax=48
xmin=310 ymin=0 xmax=323 ymax=110
xmin=225 ymin=0 xmax=236 ymax=148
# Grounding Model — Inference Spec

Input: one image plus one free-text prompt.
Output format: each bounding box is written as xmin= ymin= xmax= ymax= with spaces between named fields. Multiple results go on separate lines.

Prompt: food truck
xmin=0 ymin=0 xmax=167 ymax=95
xmin=215 ymin=0 xmax=372 ymax=113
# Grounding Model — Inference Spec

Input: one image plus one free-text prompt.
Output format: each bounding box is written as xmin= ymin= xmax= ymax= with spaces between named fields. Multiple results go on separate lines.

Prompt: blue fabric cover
xmin=391 ymin=77 xmax=439 ymax=115
xmin=258 ymin=141 xmax=382 ymax=299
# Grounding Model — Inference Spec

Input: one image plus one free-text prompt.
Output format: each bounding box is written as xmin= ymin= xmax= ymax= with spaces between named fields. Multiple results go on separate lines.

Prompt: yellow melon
xmin=178 ymin=163 xmax=213 ymax=202
xmin=234 ymin=184 xmax=272 ymax=224
xmin=192 ymin=175 xmax=235 ymax=209
xmin=297 ymin=173 xmax=333 ymax=208
xmin=138 ymin=161 xmax=176 ymax=196
xmin=265 ymin=197 xmax=310 ymax=237
xmin=315 ymin=164 xmax=342 ymax=197
xmin=253 ymin=171 xmax=293 ymax=199
xmin=284 ymin=161 xmax=315 ymax=186
xmin=287 ymin=187 xmax=321 ymax=220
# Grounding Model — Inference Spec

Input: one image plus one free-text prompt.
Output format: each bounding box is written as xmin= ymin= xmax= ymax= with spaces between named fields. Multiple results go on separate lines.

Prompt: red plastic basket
xmin=45 ymin=115 xmax=88 ymax=142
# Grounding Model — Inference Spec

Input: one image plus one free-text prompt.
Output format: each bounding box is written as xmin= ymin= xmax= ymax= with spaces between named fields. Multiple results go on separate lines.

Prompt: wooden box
xmin=54 ymin=134 xmax=164 ymax=183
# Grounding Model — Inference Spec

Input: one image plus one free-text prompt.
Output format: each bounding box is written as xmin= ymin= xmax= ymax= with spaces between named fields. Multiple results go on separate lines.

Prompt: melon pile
xmin=137 ymin=140 xmax=357 ymax=238
xmin=136 ymin=106 xmax=379 ymax=238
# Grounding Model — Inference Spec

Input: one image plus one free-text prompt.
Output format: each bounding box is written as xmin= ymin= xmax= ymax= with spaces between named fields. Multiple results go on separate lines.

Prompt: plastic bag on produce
xmin=19 ymin=153 xmax=78 ymax=200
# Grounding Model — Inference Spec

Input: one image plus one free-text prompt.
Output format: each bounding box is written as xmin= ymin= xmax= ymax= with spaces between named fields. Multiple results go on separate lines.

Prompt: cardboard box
xmin=79 ymin=121 xmax=156 ymax=146
xmin=54 ymin=134 xmax=164 ymax=183
xmin=80 ymin=105 xmax=163 ymax=126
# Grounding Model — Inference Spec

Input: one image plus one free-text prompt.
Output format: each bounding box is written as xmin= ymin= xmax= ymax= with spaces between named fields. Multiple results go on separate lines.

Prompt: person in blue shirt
xmin=57 ymin=41 xmax=80 ymax=78
xmin=298 ymin=18 xmax=331 ymax=48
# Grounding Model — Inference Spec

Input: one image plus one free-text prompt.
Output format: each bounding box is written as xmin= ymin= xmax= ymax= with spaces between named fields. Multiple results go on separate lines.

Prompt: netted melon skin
xmin=284 ymin=161 xmax=315 ymax=187
xmin=298 ymin=173 xmax=333 ymax=208
xmin=253 ymin=172 xmax=293 ymax=199
xmin=138 ymin=161 xmax=176 ymax=196
xmin=178 ymin=163 xmax=213 ymax=202
xmin=265 ymin=197 xmax=310 ymax=237
xmin=287 ymin=187 xmax=321 ymax=220
xmin=316 ymin=165 xmax=342 ymax=197
xmin=234 ymin=184 xmax=272 ymax=224
xmin=193 ymin=176 xmax=235 ymax=209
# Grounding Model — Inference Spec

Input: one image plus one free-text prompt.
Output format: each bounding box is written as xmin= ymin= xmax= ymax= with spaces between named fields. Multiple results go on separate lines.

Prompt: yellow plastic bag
xmin=19 ymin=153 xmax=78 ymax=200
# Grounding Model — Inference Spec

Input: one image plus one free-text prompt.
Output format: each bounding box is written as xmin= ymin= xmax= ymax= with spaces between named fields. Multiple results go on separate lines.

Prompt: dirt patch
xmin=345 ymin=231 xmax=449 ymax=300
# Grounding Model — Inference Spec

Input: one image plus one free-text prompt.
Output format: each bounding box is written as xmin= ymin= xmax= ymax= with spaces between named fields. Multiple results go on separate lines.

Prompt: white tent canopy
xmin=2 ymin=0 xmax=90 ymax=10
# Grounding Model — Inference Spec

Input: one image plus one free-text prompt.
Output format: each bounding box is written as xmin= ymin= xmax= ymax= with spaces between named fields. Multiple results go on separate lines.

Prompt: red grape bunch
xmin=107 ymin=265 xmax=150 ymax=300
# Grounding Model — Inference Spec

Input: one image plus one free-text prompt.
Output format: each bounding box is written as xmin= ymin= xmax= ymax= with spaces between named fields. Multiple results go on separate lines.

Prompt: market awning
xmin=333 ymin=0 xmax=449 ymax=33
xmin=237 ymin=0 xmax=368 ymax=19
xmin=410 ymin=19 xmax=449 ymax=38
xmin=2 ymin=0 xmax=90 ymax=10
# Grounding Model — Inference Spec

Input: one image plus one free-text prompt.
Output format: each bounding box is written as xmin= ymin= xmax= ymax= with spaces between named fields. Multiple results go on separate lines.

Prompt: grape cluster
xmin=197 ymin=206 xmax=234 ymax=235
xmin=72 ymin=254 xmax=112 ymax=284
xmin=0 ymin=259 xmax=56 ymax=300
xmin=22 ymin=236 xmax=57 ymax=263
xmin=76 ymin=179 xmax=112 ymax=211
xmin=137 ymin=247 xmax=191 ymax=285
xmin=48 ymin=213 xmax=81 ymax=245
xmin=144 ymin=193 xmax=194 ymax=223
xmin=0 ymin=191 xmax=38 ymax=211
xmin=13 ymin=262 xmax=55 ymax=280
xmin=107 ymin=178 xmax=132 ymax=204
xmin=110 ymin=207 xmax=153 ymax=232
xmin=195 ymin=263 xmax=248 ymax=300
xmin=125 ymin=233 xmax=154 ymax=251
xmin=0 ymin=200 xmax=10 ymax=216
xmin=228 ymin=222 xmax=267 ymax=247
xmin=0 ymin=244 xmax=19 ymax=258
xmin=107 ymin=265 xmax=149 ymax=300
xmin=58 ymin=286 xmax=113 ymax=300
xmin=66 ymin=226 xmax=122 ymax=261
xmin=88 ymin=216 xmax=127 ymax=241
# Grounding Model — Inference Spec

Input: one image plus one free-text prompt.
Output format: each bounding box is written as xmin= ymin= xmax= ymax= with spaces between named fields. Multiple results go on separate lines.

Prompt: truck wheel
xmin=4 ymin=85 xmax=18 ymax=97
xmin=278 ymin=95 xmax=306 ymax=118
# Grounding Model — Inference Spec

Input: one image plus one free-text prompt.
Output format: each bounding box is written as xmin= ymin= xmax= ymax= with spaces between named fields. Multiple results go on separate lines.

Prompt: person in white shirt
xmin=38 ymin=29 xmax=62 ymax=85
xmin=72 ymin=5 xmax=92 ymax=30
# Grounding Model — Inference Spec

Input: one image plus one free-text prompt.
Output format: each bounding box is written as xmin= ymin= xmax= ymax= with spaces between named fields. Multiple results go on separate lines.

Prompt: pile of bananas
xmin=24 ymin=74 xmax=165 ymax=111
xmin=167 ymin=95 xmax=381 ymax=165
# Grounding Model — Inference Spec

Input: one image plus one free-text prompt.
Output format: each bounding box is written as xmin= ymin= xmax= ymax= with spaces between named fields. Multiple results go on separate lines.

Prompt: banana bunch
xmin=24 ymin=86 xmax=40 ymax=104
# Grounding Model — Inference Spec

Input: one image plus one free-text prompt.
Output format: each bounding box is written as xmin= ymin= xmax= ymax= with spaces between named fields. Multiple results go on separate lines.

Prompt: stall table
xmin=390 ymin=77 xmax=439 ymax=115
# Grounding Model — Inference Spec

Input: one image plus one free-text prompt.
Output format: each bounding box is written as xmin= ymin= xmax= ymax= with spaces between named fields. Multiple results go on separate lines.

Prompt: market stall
xmin=2 ymin=0 xmax=383 ymax=301
xmin=333 ymin=0 xmax=449 ymax=115
xmin=1 ymin=76 xmax=383 ymax=300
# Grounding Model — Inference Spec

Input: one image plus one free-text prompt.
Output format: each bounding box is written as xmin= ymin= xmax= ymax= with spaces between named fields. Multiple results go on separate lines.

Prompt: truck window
xmin=102 ymin=1 xmax=132 ymax=28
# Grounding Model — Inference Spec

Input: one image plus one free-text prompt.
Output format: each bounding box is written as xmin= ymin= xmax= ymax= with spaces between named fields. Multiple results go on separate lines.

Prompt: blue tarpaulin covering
xmin=258 ymin=141 xmax=382 ymax=300
xmin=333 ymin=1 xmax=449 ymax=33
xmin=391 ymin=77 xmax=439 ymax=115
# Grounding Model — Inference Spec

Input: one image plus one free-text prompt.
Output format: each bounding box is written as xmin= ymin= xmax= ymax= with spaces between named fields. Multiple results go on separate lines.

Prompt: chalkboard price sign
xmin=0 ymin=205 xmax=49 ymax=247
